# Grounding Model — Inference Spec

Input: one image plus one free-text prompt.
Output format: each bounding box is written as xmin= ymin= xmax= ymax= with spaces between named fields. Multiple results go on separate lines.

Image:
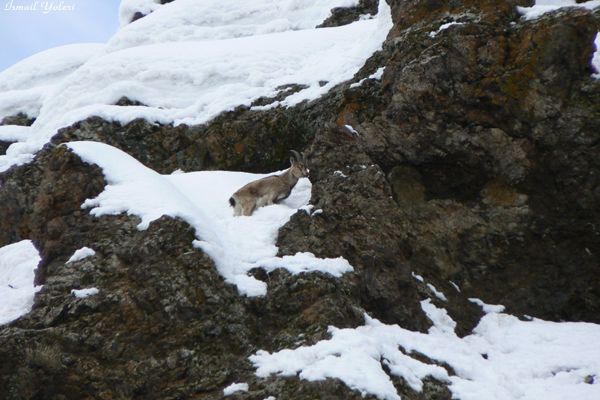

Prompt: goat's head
xmin=289 ymin=150 xmax=309 ymax=178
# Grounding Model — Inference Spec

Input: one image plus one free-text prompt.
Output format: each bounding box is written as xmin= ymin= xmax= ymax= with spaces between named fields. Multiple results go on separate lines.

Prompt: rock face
xmin=1 ymin=1 xmax=600 ymax=399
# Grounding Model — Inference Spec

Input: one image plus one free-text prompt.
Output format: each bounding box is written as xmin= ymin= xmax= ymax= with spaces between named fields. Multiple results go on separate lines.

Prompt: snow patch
xmin=449 ymin=281 xmax=461 ymax=292
xmin=592 ymin=33 xmax=600 ymax=79
xmin=411 ymin=272 xmax=424 ymax=282
xmin=223 ymin=382 xmax=249 ymax=396
xmin=257 ymin=252 xmax=353 ymax=277
xmin=252 ymin=299 xmax=600 ymax=400
xmin=71 ymin=288 xmax=100 ymax=298
xmin=350 ymin=66 xmax=385 ymax=88
xmin=344 ymin=125 xmax=359 ymax=135
xmin=517 ymin=0 xmax=600 ymax=20
xmin=0 ymin=240 xmax=42 ymax=325
xmin=426 ymin=283 xmax=448 ymax=302
xmin=469 ymin=298 xmax=506 ymax=314
xmin=66 ymin=247 xmax=96 ymax=264
xmin=428 ymin=21 xmax=464 ymax=38
xmin=67 ymin=141 xmax=352 ymax=297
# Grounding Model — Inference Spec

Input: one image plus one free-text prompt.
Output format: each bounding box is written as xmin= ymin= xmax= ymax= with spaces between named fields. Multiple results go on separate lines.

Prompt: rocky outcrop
xmin=1 ymin=1 xmax=600 ymax=399
xmin=0 ymin=113 xmax=35 ymax=154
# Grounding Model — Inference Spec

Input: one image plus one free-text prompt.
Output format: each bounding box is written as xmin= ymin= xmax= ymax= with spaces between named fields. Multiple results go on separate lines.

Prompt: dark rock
xmin=318 ymin=0 xmax=379 ymax=28
xmin=0 ymin=141 xmax=10 ymax=155
xmin=0 ymin=113 xmax=35 ymax=154
xmin=0 ymin=113 xmax=35 ymax=127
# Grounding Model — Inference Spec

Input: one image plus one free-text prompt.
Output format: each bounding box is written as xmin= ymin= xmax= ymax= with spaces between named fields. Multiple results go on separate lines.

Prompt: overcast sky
xmin=0 ymin=0 xmax=121 ymax=72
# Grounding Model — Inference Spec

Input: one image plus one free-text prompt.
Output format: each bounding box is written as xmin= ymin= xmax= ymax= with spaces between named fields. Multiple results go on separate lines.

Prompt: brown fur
xmin=229 ymin=151 xmax=309 ymax=216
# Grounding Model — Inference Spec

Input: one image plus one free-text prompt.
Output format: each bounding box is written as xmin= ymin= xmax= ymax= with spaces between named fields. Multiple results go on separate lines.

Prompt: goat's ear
xmin=289 ymin=156 xmax=296 ymax=165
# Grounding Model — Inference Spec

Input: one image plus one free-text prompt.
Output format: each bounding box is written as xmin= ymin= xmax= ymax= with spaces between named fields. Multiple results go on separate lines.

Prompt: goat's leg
xmin=233 ymin=203 xmax=243 ymax=216
xmin=242 ymin=202 xmax=256 ymax=216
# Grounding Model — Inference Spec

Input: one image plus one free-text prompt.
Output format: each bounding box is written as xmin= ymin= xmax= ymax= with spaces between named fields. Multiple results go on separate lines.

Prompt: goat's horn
xmin=301 ymin=152 xmax=307 ymax=163
xmin=290 ymin=150 xmax=301 ymax=161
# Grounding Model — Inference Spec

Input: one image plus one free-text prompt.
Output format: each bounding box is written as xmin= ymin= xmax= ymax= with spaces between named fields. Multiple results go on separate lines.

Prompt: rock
xmin=318 ymin=0 xmax=379 ymax=28
xmin=0 ymin=113 xmax=35 ymax=127
xmin=0 ymin=113 xmax=36 ymax=154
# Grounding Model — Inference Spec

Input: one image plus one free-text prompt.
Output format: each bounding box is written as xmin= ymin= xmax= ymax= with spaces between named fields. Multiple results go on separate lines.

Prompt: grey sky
xmin=0 ymin=0 xmax=121 ymax=72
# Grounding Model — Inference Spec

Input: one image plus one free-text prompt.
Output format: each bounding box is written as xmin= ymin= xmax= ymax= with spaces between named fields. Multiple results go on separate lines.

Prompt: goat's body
xmin=229 ymin=151 xmax=309 ymax=217
xmin=230 ymin=174 xmax=294 ymax=216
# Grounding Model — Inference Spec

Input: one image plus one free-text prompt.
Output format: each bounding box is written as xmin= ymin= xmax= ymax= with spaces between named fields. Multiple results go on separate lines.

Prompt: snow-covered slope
xmin=0 ymin=43 xmax=105 ymax=122
xmin=67 ymin=141 xmax=352 ymax=296
xmin=0 ymin=0 xmax=391 ymax=173
xmin=111 ymin=0 xmax=362 ymax=50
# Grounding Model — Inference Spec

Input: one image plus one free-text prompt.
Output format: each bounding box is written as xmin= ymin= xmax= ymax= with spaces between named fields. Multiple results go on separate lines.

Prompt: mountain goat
xmin=229 ymin=150 xmax=309 ymax=216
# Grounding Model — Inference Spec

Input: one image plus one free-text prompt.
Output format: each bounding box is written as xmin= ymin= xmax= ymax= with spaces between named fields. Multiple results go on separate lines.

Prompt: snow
xmin=369 ymin=66 xmax=385 ymax=80
xmin=344 ymin=125 xmax=359 ymax=135
xmin=111 ymin=0 xmax=363 ymax=51
xmin=449 ymin=281 xmax=461 ymax=292
xmin=66 ymin=247 xmax=96 ymax=264
xmin=517 ymin=0 xmax=600 ymax=20
xmin=411 ymin=272 xmax=424 ymax=282
xmin=0 ymin=43 xmax=105 ymax=122
xmin=119 ymin=0 xmax=163 ymax=27
xmin=426 ymin=283 xmax=448 ymax=302
xmin=251 ymin=299 xmax=600 ymax=400
xmin=71 ymin=288 xmax=100 ymax=298
xmin=428 ymin=21 xmax=464 ymax=38
xmin=411 ymin=272 xmax=447 ymax=301
xmin=469 ymin=298 xmax=506 ymax=314
xmin=350 ymin=66 xmax=385 ymax=88
xmin=593 ymin=33 xmax=600 ymax=79
xmin=0 ymin=240 xmax=42 ymax=325
xmin=223 ymin=382 xmax=249 ymax=396
xmin=257 ymin=252 xmax=352 ymax=277
xmin=67 ymin=141 xmax=353 ymax=297
xmin=0 ymin=0 xmax=392 ymax=173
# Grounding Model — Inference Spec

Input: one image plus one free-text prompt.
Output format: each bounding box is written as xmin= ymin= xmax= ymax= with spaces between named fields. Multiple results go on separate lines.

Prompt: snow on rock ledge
xmin=223 ymin=382 xmax=249 ymax=396
xmin=517 ymin=0 xmax=600 ymax=20
xmin=251 ymin=300 xmax=600 ymax=400
xmin=593 ymin=33 xmax=600 ymax=79
xmin=0 ymin=240 xmax=42 ymax=325
xmin=67 ymin=141 xmax=353 ymax=297
xmin=0 ymin=0 xmax=392 ymax=173
xmin=71 ymin=288 xmax=100 ymax=299
xmin=66 ymin=247 xmax=96 ymax=264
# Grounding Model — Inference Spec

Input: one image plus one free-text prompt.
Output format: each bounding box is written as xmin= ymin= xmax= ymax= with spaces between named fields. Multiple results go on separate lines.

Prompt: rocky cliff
xmin=1 ymin=1 xmax=599 ymax=399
